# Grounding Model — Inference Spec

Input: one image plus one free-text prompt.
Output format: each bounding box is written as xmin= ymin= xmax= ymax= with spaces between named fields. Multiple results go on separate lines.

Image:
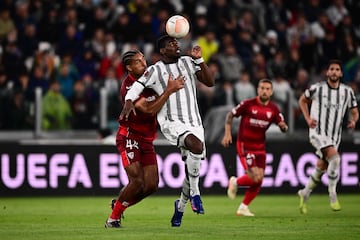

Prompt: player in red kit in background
xmin=105 ymin=50 xmax=185 ymax=228
xmin=221 ymin=78 xmax=288 ymax=216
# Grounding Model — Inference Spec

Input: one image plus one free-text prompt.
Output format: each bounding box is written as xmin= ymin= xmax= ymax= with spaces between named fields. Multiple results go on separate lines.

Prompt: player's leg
xmin=297 ymin=158 xmax=326 ymax=214
xmin=171 ymin=174 xmax=189 ymax=227
xmin=106 ymin=137 xmax=145 ymax=228
xmin=323 ymin=146 xmax=341 ymax=211
xmin=236 ymin=166 xmax=264 ymax=217
xmin=183 ymin=134 xmax=205 ymax=214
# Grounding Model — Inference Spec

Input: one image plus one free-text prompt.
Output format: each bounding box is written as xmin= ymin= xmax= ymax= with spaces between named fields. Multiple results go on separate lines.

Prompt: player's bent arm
xmin=135 ymin=75 xmax=185 ymax=115
xmin=221 ymin=111 xmax=234 ymax=147
xmin=195 ymin=62 xmax=215 ymax=87
xmin=298 ymin=94 xmax=312 ymax=125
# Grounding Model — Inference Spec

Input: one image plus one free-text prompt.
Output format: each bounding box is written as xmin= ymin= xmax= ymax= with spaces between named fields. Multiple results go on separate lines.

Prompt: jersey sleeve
xmin=232 ymin=100 xmax=247 ymax=117
xmin=304 ymin=83 xmax=318 ymax=99
xmin=137 ymin=65 xmax=157 ymax=87
xmin=348 ymin=87 xmax=358 ymax=108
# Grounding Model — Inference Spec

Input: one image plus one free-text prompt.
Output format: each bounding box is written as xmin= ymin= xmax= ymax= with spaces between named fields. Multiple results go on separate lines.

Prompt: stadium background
xmin=1 ymin=0 xmax=360 ymax=196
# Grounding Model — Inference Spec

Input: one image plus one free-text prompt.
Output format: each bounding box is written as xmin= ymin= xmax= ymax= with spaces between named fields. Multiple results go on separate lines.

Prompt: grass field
xmin=1 ymin=194 xmax=359 ymax=240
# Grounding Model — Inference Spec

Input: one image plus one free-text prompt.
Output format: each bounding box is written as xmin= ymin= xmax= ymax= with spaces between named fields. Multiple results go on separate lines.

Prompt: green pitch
xmin=1 ymin=194 xmax=359 ymax=240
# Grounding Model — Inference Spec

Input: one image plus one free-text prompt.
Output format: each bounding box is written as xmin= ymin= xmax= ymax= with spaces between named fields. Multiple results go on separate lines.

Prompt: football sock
xmin=303 ymin=166 xmax=325 ymax=196
xmin=242 ymin=181 xmax=262 ymax=206
xmin=186 ymin=152 xmax=201 ymax=196
xmin=110 ymin=200 xmax=129 ymax=220
xmin=236 ymin=175 xmax=254 ymax=186
xmin=179 ymin=178 xmax=190 ymax=212
xmin=327 ymin=154 xmax=340 ymax=195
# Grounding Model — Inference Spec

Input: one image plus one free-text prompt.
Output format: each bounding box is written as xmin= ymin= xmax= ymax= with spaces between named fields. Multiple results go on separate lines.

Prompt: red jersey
xmin=232 ymin=97 xmax=284 ymax=151
xmin=117 ymin=74 xmax=158 ymax=142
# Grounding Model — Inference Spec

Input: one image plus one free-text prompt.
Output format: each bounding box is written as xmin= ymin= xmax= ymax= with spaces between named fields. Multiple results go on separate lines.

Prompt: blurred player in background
xmin=297 ymin=59 xmax=358 ymax=214
xmin=120 ymin=35 xmax=214 ymax=227
xmin=222 ymin=79 xmax=288 ymax=216
xmin=105 ymin=49 xmax=185 ymax=228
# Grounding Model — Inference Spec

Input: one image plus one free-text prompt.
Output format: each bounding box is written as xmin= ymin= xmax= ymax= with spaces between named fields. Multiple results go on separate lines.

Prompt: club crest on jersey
xmin=127 ymin=151 xmax=134 ymax=159
xmin=252 ymin=109 xmax=258 ymax=114
xmin=266 ymin=111 xmax=272 ymax=119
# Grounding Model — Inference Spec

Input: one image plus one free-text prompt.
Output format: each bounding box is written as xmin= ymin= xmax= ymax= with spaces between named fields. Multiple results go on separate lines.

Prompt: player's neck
xmin=327 ymin=80 xmax=339 ymax=89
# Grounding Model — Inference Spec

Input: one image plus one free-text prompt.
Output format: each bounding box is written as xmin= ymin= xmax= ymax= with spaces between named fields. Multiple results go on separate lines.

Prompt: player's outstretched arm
xmin=298 ymin=93 xmax=317 ymax=128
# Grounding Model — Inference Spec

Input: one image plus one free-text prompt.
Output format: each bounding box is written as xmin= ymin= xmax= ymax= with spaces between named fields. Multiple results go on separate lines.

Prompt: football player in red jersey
xmin=221 ymin=78 xmax=288 ymax=216
xmin=105 ymin=50 xmax=185 ymax=228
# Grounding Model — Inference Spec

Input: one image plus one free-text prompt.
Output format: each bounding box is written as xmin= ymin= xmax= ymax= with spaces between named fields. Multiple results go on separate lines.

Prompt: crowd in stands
xmin=0 ymin=0 xmax=360 ymax=131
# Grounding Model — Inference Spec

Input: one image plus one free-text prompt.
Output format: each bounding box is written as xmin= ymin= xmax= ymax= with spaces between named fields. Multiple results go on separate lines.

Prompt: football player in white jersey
xmin=297 ymin=59 xmax=359 ymax=214
xmin=120 ymin=35 xmax=214 ymax=226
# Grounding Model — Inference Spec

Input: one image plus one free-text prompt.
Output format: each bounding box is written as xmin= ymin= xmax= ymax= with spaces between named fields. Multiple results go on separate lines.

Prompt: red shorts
xmin=116 ymin=134 xmax=157 ymax=168
xmin=236 ymin=141 xmax=266 ymax=170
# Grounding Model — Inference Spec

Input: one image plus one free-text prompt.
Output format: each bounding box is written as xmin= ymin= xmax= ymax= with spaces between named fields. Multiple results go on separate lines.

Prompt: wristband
xmin=194 ymin=57 xmax=204 ymax=64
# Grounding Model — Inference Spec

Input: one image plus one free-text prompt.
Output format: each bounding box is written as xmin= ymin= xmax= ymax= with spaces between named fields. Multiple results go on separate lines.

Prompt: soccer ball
xmin=165 ymin=15 xmax=190 ymax=38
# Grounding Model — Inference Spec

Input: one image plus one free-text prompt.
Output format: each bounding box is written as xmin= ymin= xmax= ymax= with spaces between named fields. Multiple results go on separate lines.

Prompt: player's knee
xmin=130 ymin=177 xmax=145 ymax=190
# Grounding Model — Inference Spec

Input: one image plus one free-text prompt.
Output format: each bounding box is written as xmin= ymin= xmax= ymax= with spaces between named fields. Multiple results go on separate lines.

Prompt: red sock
xmin=242 ymin=183 xmax=261 ymax=206
xmin=110 ymin=200 xmax=129 ymax=220
xmin=236 ymin=175 xmax=254 ymax=186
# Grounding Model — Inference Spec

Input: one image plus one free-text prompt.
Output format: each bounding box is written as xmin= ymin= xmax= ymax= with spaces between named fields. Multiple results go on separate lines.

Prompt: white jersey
xmin=305 ymin=81 xmax=358 ymax=147
xmin=137 ymin=56 xmax=203 ymax=128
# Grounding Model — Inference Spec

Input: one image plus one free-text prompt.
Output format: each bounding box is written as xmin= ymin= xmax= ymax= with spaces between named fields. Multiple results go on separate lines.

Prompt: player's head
xmin=326 ymin=59 xmax=343 ymax=83
xmin=122 ymin=49 xmax=147 ymax=78
xmin=157 ymin=35 xmax=181 ymax=61
xmin=257 ymin=78 xmax=273 ymax=103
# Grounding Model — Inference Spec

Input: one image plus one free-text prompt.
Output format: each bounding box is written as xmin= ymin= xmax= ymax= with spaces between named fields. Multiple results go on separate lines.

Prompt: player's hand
xmin=278 ymin=121 xmax=288 ymax=132
xmin=347 ymin=119 xmax=356 ymax=129
xmin=166 ymin=74 xmax=185 ymax=94
xmin=221 ymin=133 xmax=232 ymax=148
xmin=306 ymin=118 xmax=317 ymax=128
xmin=190 ymin=46 xmax=202 ymax=59
xmin=119 ymin=100 xmax=136 ymax=121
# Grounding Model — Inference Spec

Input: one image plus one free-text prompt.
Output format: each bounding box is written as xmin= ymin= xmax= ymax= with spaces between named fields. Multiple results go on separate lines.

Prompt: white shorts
xmin=309 ymin=132 xmax=339 ymax=159
xmin=160 ymin=121 xmax=206 ymax=157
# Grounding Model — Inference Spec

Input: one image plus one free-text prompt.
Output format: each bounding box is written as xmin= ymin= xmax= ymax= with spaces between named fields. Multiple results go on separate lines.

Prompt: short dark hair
xmin=122 ymin=49 xmax=141 ymax=67
xmin=258 ymin=78 xmax=273 ymax=87
xmin=156 ymin=35 xmax=174 ymax=52
xmin=327 ymin=59 xmax=343 ymax=71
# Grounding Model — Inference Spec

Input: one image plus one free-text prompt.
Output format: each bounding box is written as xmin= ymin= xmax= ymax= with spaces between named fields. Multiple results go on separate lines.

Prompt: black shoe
xmin=105 ymin=220 xmax=121 ymax=228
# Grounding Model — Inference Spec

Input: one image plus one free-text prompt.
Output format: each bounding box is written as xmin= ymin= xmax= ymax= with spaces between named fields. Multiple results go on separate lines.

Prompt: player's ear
xmin=160 ymin=48 xmax=165 ymax=55
xmin=126 ymin=65 xmax=132 ymax=72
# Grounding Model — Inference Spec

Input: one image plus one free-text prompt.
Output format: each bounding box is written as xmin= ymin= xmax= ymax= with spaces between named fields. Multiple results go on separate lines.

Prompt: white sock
xmin=240 ymin=203 xmax=248 ymax=209
xmin=178 ymin=178 xmax=190 ymax=212
xmin=186 ymin=152 xmax=201 ymax=196
xmin=327 ymin=154 xmax=340 ymax=195
xmin=303 ymin=167 xmax=325 ymax=196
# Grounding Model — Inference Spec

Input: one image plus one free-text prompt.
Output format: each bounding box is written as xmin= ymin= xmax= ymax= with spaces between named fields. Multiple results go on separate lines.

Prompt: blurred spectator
xmin=326 ymin=0 xmax=349 ymax=27
xmin=32 ymin=42 xmax=59 ymax=80
xmin=0 ymin=8 xmax=15 ymax=41
xmin=285 ymin=48 xmax=303 ymax=82
xmin=233 ymin=0 xmax=266 ymax=34
xmin=217 ymin=42 xmax=243 ymax=83
xmin=0 ymin=70 xmax=12 ymax=128
xmin=55 ymin=62 xmax=79 ymax=100
xmin=233 ymin=70 xmax=256 ymax=105
xmin=303 ymin=0 xmax=324 ymax=23
xmin=235 ymin=29 xmax=253 ymax=68
xmin=41 ymin=79 xmax=72 ymax=130
xmin=28 ymin=65 xmax=49 ymax=99
xmin=271 ymin=70 xmax=293 ymax=114
xmin=37 ymin=5 xmax=63 ymax=44
xmin=260 ymin=29 xmax=281 ymax=61
xmin=69 ymin=80 xmax=97 ymax=129
xmin=193 ymin=28 xmax=219 ymax=63
xmin=2 ymin=40 xmax=26 ymax=81
xmin=18 ymin=22 xmax=38 ymax=59
xmin=266 ymin=50 xmax=287 ymax=79
xmin=56 ymin=24 xmax=84 ymax=58
xmin=2 ymin=88 xmax=33 ymax=129
xmin=98 ymin=49 xmax=123 ymax=80
xmin=74 ymin=47 xmax=98 ymax=79
xmin=265 ymin=0 xmax=291 ymax=47
xmin=339 ymin=33 xmax=359 ymax=83
xmin=102 ymin=67 xmax=120 ymax=126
